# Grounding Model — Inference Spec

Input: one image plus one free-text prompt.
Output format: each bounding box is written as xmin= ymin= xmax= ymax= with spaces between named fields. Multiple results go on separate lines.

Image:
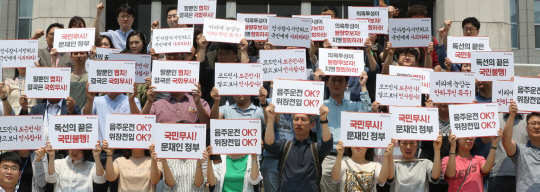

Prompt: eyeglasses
xmin=463 ymin=27 xmax=478 ymax=32
xmin=528 ymin=122 xmax=540 ymax=127
xmin=1 ymin=165 xmax=19 ymax=172
xmin=217 ymin=52 xmax=235 ymax=57
xmin=399 ymin=54 xmax=415 ymax=59
xmin=119 ymin=15 xmax=133 ymax=19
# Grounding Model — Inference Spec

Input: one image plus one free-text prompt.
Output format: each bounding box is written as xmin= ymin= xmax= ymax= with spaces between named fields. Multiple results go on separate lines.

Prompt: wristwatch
xmin=260 ymin=101 xmax=269 ymax=107
xmin=320 ymin=119 xmax=329 ymax=124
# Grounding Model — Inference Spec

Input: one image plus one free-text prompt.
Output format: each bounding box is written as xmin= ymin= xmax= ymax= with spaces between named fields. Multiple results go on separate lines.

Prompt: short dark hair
xmin=166 ymin=6 xmax=177 ymax=16
xmin=407 ymin=5 xmax=428 ymax=18
xmin=123 ymin=149 xmax=151 ymax=159
xmin=292 ymin=114 xmax=317 ymax=124
xmin=178 ymin=120 xmax=192 ymax=123
xmin=46 ymin=23 xmax=64 ymax=35
xmin=324 ymin=76 xmax=350 ymax=84
xmin=122 ymin=30 xmax=148 ymax=54
xmin=68 ymin=16 xmax=86 ymax=28
xmin=321 ymin=5 xmax=339 ymax=17
xmin=116 ymin=4 xmax=136 ymax=18
xmin=462 ymin=17 xmax=481 ymax=30
xmin=217 ymin=43 xmax=239 ymax=55
xmin=0 ymin=152 xmax=22 ymax=171
xmin=526 ymin=113 xmax=540 ymax=124
xmin=99 ymin=35 xmax=115 ymax=48
xmin=344 ymin=147 xmax=375 ymax=161
xmin=395 ymin=48 xmax=420 ymax=63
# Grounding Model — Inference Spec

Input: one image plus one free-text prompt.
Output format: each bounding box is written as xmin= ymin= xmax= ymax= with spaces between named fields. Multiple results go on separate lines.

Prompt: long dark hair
xmin=123 ymin=149 xmax=151 ymax=159
xmin=81 ymin=150 xmax=92 ymax=161
xmin=68 ymin=16 xmax=86 ymax=28
xmin=122 ymin=30 xmax=147 ymax=54
xmin=193 ymin=27 xmax=203 ymax=50
xmin=454 ymin=138 xmax=479 ymax=155
xmin=344 ymin=147 xmax=375 ymax=161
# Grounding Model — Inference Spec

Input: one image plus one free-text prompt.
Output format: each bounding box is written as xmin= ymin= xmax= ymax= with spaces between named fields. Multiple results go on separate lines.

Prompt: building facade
xmin=1 ymin=0 xmax=539 ymax=79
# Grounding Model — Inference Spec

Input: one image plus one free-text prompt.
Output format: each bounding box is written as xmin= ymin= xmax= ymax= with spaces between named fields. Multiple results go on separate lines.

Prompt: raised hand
xmin=210 ymin=87 xmax=220 ymax=102
xmin=35 ymin=146 xmax=47 ymax=161
xmin=259 ymin=87 xmax=268 ymax=103
xmin=192 ymin=83 xmax=203 ymax=102
xmin=66 ymin=96 xmax=76 ymax=114
xmin=319 ymin=104 xmax=329 ymax=120
xmin=386 ymin=42 xmax=394 ymax=55
xmin=336 ymin=140 xmax=345 ymax=155
xmin=425 ymin=99 xmax=434 ymax=107
xmin=239 ymin=38 xmax=248 ymax=51
xmin=444 ymin=57 xmax=452 ymax=71
xmin=185 ymin=46 xmax=196 ymax=60
xmin=265 ymin=103 xmax=276 ymax=120
xmin=96 ymin=3 xmax=105 ymax=15
xmin=19 ymin=94 xmax=28 ymax=111
xmin=0 ymin=83 xmax=7 ymax=99
xmin=264 ymin=41 xmax=273 ymax=50
xmin=364 ymin=38 xmax=372 ymax=51
xmin=427 ymin=42 xmax=434 ymax=54
xmin=508 ymin=101 xmax=518 ymax=116
xmin=433 ymin=131 xmax=443 ymax=150
xmin=102 ymin=140 xmax=113 ymax=155
xmin=384 ymin=139 xmax=395 ymax=158
xmin=359 ymin=71 xmax=368 ymax=86
xmin=371 ymin=101 xmax=380 ymax=113
xmin=45 ymin=141 xmax=55 ymax=156
xmin=147 ymin=86 xmax=157 ymax=103
xmin=90 ymin=46 xmax=97 ymax=60
xmin=85 ymin=82 xmax=95 ymax=101
xmin=93 ymin=140 xmax=102 ymax=157
xmin=32 ymin=29 xmax=45 ymax=39
xmin=314 ymin=69 xmax=325 ymax=81
xmin=197 ymin=36 xmax=208 ymax=50
xmin=151 ymin=20 xmax=159 ymax=31
xmin=448 ymin=130 xmax=457 ymax=149
xmin=323 ymin=39 xmax=332 ymax=48
xmin=493 ymin=128 xmax=503 ymax=144
xmin=129 ymin=83 xmax=138 ymax=101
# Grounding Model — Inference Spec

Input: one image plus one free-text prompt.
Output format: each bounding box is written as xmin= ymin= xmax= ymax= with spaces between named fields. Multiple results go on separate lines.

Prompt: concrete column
xmin=151 ymin=0 xmax=161 ymax=25
xmin=226 ymin=0 xmax=236 ymax=19
xmin=301 ymin=0 xmax=311 ymax=15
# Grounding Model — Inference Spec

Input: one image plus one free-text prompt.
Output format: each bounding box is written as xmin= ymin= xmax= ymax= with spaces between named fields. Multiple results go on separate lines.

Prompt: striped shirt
xmin=156 ymin=159 xmax=207 ymax=192
xmin=36 ymin=156 xmax=106 ymax=192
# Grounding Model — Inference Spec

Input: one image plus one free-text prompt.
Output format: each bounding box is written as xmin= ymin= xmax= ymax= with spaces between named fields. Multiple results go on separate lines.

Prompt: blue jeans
xmin=261 ymin=156 xmax=280 ymax=192
xmin=374 ymin=0 xmax=390 ymax=6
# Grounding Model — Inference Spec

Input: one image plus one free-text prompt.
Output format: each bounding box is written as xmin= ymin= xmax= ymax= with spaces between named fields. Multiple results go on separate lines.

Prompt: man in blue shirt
xmin=314 ymin=70 xmax=375 ymax=192
xmin=99 ymin=4 xmax=136 ymax=50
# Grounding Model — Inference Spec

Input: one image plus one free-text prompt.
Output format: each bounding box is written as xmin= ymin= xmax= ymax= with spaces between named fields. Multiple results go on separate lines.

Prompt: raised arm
xmin=320 ymin=105 xmax=331 ymax=142
xmin=93 ymin=140 xmax=105 ymax=177
xmin=0 ymin=83 xmax=12 ymax=115
xmin=140 ymin=86 xmax=156 ymax=114
xmin=378 ymin=139 xmax=394 ymax=184
xmin=129 ymin=83 xmax=142 ymax=114
xmin=387 ymin=140 xmax=395 ymax=180
xmin=197 ymin=36 xmax=208 ymax=62
xmin=206 ymin=146 xmax=217 ymax=186
xmin=44 ymin=142 xmax=56 ymax=180
xmin=239 ymin=38 xmax=249 ymax=63
xmin=209 ymin=87 xmax=222 ymax=119
xmin=94 ymin=3 xmax=105 ymax=46
xmin=83 ymin=83 xmax=95 ymax=115
xmin=481 ymin=129 xmax=502 ymax=174
xmin=442 ymin=20 xmax=451 ymax=50
xmin=364 ymin=38 xmax=378 ymax=72
xmin=432 ymin=134 xmax=443 ymax=180
xmin=149 ymin=144 xmax=162 ymax=185
xmin=194 ymin=147 xmax=210 ymax=188
xmin=102 ymin=140 xmax=120 ymax=182
xmin=264 ymin=104 xmax=276 ymax=145
xmin=445 ymin=131 xmax=457 ymax=178
xmin=383 ymin=42 xmax=395 ymax=75
xmin=331 ymin=140 xmax=345 ymax=182
xmin=502 ymin=101 xmax=518 ymax=156
xmin=424 ymin=42 xmax=433 ymax=69
xmin=30 ymin=29 xmax=45 ymax=39
xmin=192 ymin=83 xmax=210 ymax=124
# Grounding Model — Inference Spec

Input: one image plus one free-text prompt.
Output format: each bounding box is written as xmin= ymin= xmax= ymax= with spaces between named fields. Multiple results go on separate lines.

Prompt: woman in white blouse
xmin=34 ymin=140 xmax=106 ymax=191
xmin=206 ymin=146 xmax=262 ymax=192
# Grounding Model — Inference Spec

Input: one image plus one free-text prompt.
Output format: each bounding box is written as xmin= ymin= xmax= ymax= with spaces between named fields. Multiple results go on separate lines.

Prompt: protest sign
xmin=340 ymin=111 xmax=392 ymax=148
xmin=447 ymin=36 xmax=491 ymax=63
xmin=513 ymin=76 xmax=540 ymax=112
xmin=0 ymin=39 xmax=38 ymax=68
xmin=88 ymin=60 xmax=135 ymax=93
xmin=348 ymin=6 xmax=389 ymax=34
xmin=326 ymin=19 xmax=369 ymax=47
xmin=215 ymin=63 xmax=263 ymax=96
xmin=109 ymin=53 xmax=151 ymax=84
xmin=152 ymin=60 xmax=200 ymax=92
xmin=0 ymin=59 xmax=2 ymax=80
xmin=388 ymin=18 xmax=431 ymax=48
xmin=390 ymin=106 xmax=439 ymax=140
xmin=449 ymin=103 xmax=500 ymax=138
xmin=268 ymin=17 xmax=312 ymax=48
xmin=53 ymin=28 xmax=95 ymax=52
xmin=105 ymin=114 xmax=156 ymax=149
xmin=152 ymin=28 xmax=194 ymax=53
xmin=177 ymin=0 xmax=216 ymax=24
xmin=493 ymin=80 xmax=514 ymax=113
xmin=26 ymin=67 xmax=71 ymax=99
xmin=95 ymin=47 xmax=122 ymax=60
xmin=318 ymin=48 xmax=364 ymax=76
xmin=210 ymin=119 xmax=261 ymax=155
xmin=271 ymin=79 xmax=324 ymax=115
xmin=155 ymin=123 xmax=206 ymax=159
xmin=471 ymin=51 xmax=514 ymax=81
xmin=292 ymin=15 xmax=331 ymax=41
xmin=375 ymin=74 xmax=422 ymax=106
xmin=203 ymin=18 xmax=245 ymax=43
xmin=429 ymin=72 xmax=475 ymax=103
xmin=237 ymin=13 xmax=276 ymax=41
xmin=0 ymin=116 xmax=43 ymax=150
xmin=259 ymin=49 xmax=307 ymax=81
xmin=48 ymin=115 xmax=99 ymax=150
xmin=389 ymin=65 xmax=433 ymax=94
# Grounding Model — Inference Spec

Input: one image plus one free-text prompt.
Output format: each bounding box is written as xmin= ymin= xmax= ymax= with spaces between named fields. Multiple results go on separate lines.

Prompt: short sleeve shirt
xmin=441 ymin=155 xmax=486 ymax=192
xmin=149 ymin=94 xmax=210 ymax=123
xmin=390 ymin=159 xmax=439 ymax=192
xmin=509 ymin=141 xmax=540 ymax=192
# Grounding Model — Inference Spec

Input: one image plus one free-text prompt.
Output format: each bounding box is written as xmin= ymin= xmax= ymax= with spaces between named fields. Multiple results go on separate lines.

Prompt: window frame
xmin=16 ymin=0 xmax=33 ymax=39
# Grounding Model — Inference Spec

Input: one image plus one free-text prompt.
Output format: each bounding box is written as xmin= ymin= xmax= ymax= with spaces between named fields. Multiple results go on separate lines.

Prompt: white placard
xmin=471 ymin=51 xmax=514 ymax=81
xmin=48 ymin=115 xmax=99 ymax=150
xmin=268 ymin=17 xmax=312 ymax=48
xmin=318 ymin=48 xmax=364 ymax=76
xmin=292 ymin=15 xmax=331 ymax=41
xmin=237 ymin=13 xmax=276 ymax=41
xmin=203 ymin=18 xmax=245 ymax=43
xmin=447 ymin=36 xmax=491 ymax=63
xmin=375 ymin=74 xmax=422 ymax=106
xmin=152 ymin=28 xmax=194 ymax=53
xmin=26 ymin=67 xmax=71 ymax=99
xmin=389 ymin=65 xmax=433 ymax=94
xmin=177 ymin=0 xmax=216 ymax=24
xmin=95 ymin=47 xmax=122 ymax=60
xmin=210 ymin=119 xmax=261 ymax=155
xmin=492 ymin=80 xmax=514 ymax=113
xmin=271 ymin=79 xmax=325 ymax=115
xmin=429 ymin=72 xmax=476 ymax=103
xmin=53 ymin=28 xmax=95 ymax=52
xmin=108 ymin=53 xmax=152 ymax=84
xmin=513 ymin=76 xmax=540 ymax=112
xmin=215 ymin=63 xmax=263 ymax=96
xmin=0 ymin=115 xmax=44 ymax=150
xmin=88 ymin=60 xmax=135 ymax=93
xmin=326 ymin=19 xmax=369 ymax=47
xmin=155 ymin=123 xmax=207 ymax=159
xmin=0 ymin=59 xmax=2 ymax=81
xmin=390 ymin=106 xmax=439 ymax=140
xmin=0 ymin=39 xmax=38 ymax=68
xmin=388 ymin=18 xmax=431 ymax=48
xmin=348 ymin=7 xmax=389 ymax=34
xmin=105 ymin=114 xmax=156 ymax=149
xmin=259 ymin=49 xmax=307 ymax=81
xmin=340 ymin=111 xmax=392 ymax=148
xmin=152 ymin=60 xmax=200 ymax=92
xmin=449 ymin=103 xmax=500 ymax=138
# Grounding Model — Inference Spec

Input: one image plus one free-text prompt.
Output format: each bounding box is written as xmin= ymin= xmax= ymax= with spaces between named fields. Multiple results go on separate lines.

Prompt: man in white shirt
xmin=0 ymin=152 xmax=23 ymax=192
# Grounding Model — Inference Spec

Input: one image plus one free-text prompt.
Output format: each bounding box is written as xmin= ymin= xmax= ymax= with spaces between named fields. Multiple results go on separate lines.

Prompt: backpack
xmin=278 ymin=140 xmax=321 ymax=191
